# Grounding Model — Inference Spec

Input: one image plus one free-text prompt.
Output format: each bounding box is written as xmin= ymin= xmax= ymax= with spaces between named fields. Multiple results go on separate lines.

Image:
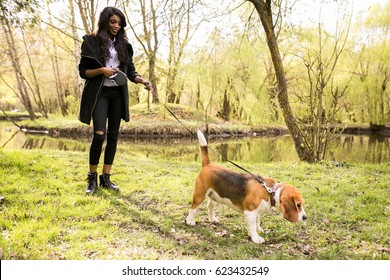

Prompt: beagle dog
xmin=185 ymin=130 xmax=307 ymax=244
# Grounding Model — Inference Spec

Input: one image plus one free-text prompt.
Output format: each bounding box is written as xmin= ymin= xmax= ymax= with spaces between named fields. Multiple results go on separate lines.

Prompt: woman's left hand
xmin=135 ymin=76 xmax=154 ymax=92
xmin=142 ymin=80 xmax=153 ymax=91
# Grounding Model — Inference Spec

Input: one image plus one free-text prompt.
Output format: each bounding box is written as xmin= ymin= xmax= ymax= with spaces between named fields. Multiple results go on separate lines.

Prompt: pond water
xmin=0 ymin=122 xmax=388 ymax=164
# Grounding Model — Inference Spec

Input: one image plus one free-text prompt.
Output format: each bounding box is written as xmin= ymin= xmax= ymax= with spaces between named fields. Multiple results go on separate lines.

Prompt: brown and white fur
xmin=185 ymin=130 xmax=307 ymax=243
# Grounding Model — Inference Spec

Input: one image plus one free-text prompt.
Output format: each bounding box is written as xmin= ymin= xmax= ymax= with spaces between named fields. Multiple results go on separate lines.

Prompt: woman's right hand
xmin=101 ymin=67 xmax=119 ymax=78
xmin=85 ymin=67 xmax=118 ymax=79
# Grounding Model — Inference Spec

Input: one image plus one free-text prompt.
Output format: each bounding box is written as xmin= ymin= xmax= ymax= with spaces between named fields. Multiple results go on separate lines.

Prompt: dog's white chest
xmin=206 ymin=189 xmax=242 ymax=212
xmin=258 ymin=199 xmax=272 ymax=213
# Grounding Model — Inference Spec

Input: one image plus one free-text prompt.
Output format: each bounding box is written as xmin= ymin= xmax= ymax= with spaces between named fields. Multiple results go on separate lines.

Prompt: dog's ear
xmin=279 ymin=188 xmax=302 ymax=222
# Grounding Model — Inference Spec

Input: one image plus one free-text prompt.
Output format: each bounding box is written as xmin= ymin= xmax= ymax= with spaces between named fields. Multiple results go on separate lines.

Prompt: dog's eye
xmin=297 ymin=203 xmax=301 ymax=209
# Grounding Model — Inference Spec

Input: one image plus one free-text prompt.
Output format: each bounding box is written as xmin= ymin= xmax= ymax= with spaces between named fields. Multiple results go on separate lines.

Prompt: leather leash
xmin=148 ymin=88 xmax=275 ymax=198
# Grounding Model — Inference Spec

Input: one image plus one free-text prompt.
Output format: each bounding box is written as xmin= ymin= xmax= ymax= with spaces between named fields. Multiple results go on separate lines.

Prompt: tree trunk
xmin=52 ymin=44 xmax=67 ymax=116
xmin=195 ymin=78 xmax=201 ymax=110
xmin=1 ymin=13 xmax=37 ymax=120
xmin=76 ymin=0 xmax=97 ymax=34
xmin=128 ymin=0 xmax=160 ymax=104
xmin=165 ymin=0 xmax=194 ymax=104
xmin=248 ymin=0 xmax=316 ymax=162
xmin=21 ymin=29 xmax=48 ymax=118
xmin=69 ymin=0 xmax=84 ymax=98
xmin=46 ymin=7 xmax=67 ymax=116
xmin=149 ymin=55 xmax=158 ymax=103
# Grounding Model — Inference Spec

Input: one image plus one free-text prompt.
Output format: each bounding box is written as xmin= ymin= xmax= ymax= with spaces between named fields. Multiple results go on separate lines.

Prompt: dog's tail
xmin=197 ymin=129 xmax=210 ymax=166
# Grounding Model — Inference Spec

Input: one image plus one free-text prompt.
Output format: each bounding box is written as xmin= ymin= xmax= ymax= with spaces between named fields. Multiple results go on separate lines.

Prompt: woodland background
xmin=0 ymin=0 xmax=389 ymax=162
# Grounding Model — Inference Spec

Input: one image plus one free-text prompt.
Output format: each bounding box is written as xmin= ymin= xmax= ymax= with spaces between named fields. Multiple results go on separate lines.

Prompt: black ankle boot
xmin=99 ymin=173 xmax=119 ymax=191
xmin=85 ymin=172 xmax=98 ymax=194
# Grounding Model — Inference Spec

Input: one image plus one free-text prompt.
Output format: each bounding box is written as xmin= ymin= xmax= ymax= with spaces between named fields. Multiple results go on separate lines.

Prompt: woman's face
xmin=108 ymin=14 xmax=121 ymax=38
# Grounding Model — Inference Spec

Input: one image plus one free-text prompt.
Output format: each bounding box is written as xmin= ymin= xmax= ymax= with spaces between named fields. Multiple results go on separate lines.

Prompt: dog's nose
xmin=303 ymin=214 xmax=307 ymax=220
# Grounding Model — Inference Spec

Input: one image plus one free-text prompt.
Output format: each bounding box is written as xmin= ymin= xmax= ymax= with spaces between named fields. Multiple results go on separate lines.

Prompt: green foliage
xmin=351 ymin=1 xmax=390 ymax=125
xmin=363 ymin=2 xmax=390 ymax=29
xmin=185 ymin=30 xmax=273 ymax=125
xmin=0 ymin=149 xmax=388 ymax=260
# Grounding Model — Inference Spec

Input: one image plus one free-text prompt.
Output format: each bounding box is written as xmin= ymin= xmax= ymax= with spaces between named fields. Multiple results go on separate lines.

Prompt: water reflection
xmin=329 ymin=134 xmax=389 ymax=164
xmin=0 ymin=123 xmax=388 ymax=164
xmin=0 ymin=125 xmax=89 ymax=152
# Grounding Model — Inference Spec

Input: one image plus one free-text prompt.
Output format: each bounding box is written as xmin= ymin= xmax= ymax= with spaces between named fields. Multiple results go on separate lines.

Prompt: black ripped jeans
xmin=89 ymin=86 xmax=123 ymax=166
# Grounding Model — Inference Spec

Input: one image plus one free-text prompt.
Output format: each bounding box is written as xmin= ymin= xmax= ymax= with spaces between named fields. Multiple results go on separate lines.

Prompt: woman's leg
xmin=90 ymin=94 xmax=109 ymax=169
xmin=85 ymin=90 xmax=109 ymax=194
xmin=100 ymin=87 xmax=122 ymax=191
xmin=103 ymin=88 xmax=122 ymax=171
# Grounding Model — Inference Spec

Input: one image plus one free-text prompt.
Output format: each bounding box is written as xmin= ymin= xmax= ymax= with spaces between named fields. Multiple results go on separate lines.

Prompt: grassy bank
xmin=10 ymin=104 xmax=288 ymax=137
xmin=0 ymin=148 xmax=389 ymax=260
xmin=4 ymin=105 xmax=387 ymax=138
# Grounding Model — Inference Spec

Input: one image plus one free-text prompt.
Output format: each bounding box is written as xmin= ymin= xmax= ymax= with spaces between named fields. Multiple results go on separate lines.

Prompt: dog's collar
xmin=254 ymin=176 xmax=280 ymax=207
xmin=270 ymin=184 xmax=280 ymax=207
xmin=254 ymin=176 xmax=279 ymax=207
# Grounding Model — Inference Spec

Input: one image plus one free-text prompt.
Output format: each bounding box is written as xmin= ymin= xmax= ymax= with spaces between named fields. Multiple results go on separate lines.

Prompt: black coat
xmin=78 ymin=35 xmax=140 ymax=125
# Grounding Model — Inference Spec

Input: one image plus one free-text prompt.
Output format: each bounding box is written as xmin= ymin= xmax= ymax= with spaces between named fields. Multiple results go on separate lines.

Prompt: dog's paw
xmin=185 ymin=218 xmax=196 ymax=226
xmin=251 ymin=235 xmax=265 ymax=244
xmin=209 ymin=216 xmax=219 ymax=224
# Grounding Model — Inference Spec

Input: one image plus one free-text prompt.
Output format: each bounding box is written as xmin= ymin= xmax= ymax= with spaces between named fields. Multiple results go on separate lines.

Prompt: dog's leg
xmin=256 ymin=214 xmax=264 ymax=233
xmin=244 ymin=210 xmax=265 ymax=244
xmin=186 ymin=182 xmax=207 ymax=226
xmin=186 ymin=207 xmax=198 ymax=226
xmin=186 ymin=199 xmax=203 ymax=226
xmin=207 ymin=199 xmax=219 ymax=224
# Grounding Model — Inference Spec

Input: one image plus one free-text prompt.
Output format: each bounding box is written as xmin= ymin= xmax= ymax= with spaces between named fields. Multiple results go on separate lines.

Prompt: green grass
xmin=0 ymin=148 xmax=389 ymax=260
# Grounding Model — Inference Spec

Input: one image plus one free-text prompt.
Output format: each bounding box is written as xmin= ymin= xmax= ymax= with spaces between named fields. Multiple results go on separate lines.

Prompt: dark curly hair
xmin=94 ymin=7 xmax=129 ymax=64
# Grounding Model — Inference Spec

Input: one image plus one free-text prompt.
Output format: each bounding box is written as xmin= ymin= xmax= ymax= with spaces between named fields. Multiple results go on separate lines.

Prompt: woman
xmin=78 ymin=7 xmax=153 ymax=194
